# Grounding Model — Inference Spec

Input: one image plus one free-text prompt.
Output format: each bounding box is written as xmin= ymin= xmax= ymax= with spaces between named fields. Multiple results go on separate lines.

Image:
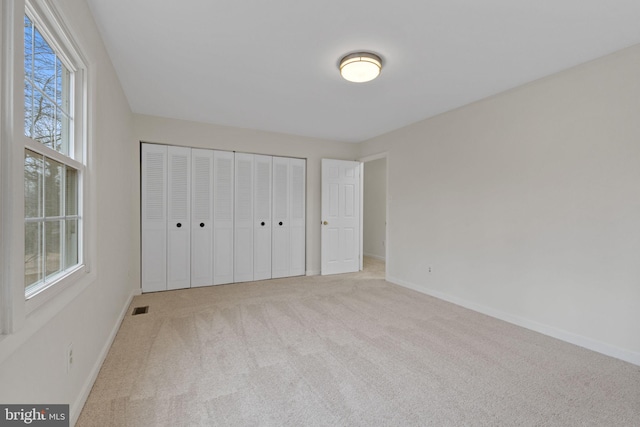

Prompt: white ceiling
xmin=86 ymin=0 xmax=640 ymax=143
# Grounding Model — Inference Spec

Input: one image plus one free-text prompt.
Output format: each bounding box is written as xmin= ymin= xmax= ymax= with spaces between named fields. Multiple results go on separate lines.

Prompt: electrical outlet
xmin=428 ymin=266 xmax=432 ymax=273
xmin=66 ymin=343 xmax=73 ymax=373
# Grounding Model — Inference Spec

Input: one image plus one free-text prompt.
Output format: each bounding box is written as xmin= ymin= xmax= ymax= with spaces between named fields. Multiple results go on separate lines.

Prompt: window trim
xmin=0 ymin=0 xmax=21 ymax=335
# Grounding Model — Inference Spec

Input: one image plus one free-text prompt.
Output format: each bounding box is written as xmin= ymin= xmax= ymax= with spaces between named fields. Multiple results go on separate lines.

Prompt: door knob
xmin=323 ymin=221 xmax=328 ymax=225
xmin=200 ymin=223 xmax=204 ymax=227
xmin=261 ymin=222 xmax=265 ymax=226
xmin=279 ymin=221 xmax=283 ymax=226
xmin=177 ymin=223 xmax=182 ymax=228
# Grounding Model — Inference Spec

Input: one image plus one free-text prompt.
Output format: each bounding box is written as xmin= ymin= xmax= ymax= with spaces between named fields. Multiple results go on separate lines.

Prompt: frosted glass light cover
xmin=339 ymin=53 xmax=382 ymax=83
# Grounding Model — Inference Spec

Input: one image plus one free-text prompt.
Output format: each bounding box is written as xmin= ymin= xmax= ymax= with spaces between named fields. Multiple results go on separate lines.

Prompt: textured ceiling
xmin=87 ymin=0 xmax=640 ymax=142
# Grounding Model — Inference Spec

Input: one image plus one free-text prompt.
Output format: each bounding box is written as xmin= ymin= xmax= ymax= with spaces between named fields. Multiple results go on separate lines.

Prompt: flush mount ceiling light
xmin=339 ymin=52 xmax=382 ymax=83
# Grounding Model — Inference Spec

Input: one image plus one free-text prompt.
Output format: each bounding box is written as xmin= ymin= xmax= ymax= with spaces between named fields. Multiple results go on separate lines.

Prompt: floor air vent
xmin=132 ymin=306 xmax=149 ymax=315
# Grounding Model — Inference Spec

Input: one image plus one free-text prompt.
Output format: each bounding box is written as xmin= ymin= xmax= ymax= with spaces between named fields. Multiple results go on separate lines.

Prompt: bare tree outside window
xmin=24 ymin=15 xmax=71 ymax=155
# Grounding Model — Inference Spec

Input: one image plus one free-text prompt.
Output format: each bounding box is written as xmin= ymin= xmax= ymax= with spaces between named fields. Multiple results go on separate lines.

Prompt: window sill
xmin=25 ymin=265 xmax=88 ymax=315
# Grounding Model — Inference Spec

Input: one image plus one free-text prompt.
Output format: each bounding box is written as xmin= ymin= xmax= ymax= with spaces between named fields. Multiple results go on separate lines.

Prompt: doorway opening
xmin=362 ymin=154 xmax=387 ymax=278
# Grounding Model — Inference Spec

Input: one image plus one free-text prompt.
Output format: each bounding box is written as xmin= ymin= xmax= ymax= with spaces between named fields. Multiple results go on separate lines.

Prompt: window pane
xmin=65 ymin=219 xmax=78 ymax=269
xmin=24 ymin=81 xmax=34 ymax=138
xmin=25 ymin=150 xmax=44 ymax=218
xmin=56 ymin=58 xmax=70 ymax=113
xmin=26 ymin=21 xmax=72 ymax=155
xmin=65 ymin=167 xmax=77 ymax=215
xmin=25 ymin=221 xmax=43 ymax=289
xmin=45 ymin=157 xmax=63 ymax=217
xmin=24 ymin=16 xmax=33 ymax=82
xmin=33 ymin=28 xmax=56 ymax=99
xmin=45 ymin=220 xmax=62 ymax=278
xmin=56 ymin=107 xmax=70 ymax=156
xmin=32 ymin=88 xmax=56 ymax=149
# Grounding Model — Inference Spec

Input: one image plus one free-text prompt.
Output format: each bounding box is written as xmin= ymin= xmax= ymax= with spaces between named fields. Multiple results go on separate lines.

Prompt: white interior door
xmin=321 ymin=159 xmax=360 ymax=275
xmin=234 ymin=153 xmax=254 ymax=282
xmin=141 ymin=143 xmax=167 ymax=293
xmin=167 ymin=146 xmax=191 ymax=290
xmin=191 ymin=148 xmax=214 ymax=288
xmin=213 ymin=150 xmax=234 ymax=285
xmin=254 ymin=155 xmax=272 ymax=281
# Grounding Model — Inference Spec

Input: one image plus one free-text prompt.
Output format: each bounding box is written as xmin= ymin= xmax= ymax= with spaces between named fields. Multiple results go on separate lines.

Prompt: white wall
xmin=359 ymin=45 xmax=640 ymax=365
xmin=0 ymin=0 xmax=137 ymax=423
xmin=363 ymin=158 xmax=386 ymax=260
xmin=133 ymin=114 xmax=359 ymax=276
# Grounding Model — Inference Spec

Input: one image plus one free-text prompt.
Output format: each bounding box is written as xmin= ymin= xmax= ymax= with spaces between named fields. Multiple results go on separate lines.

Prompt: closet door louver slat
xmin=167 ymin=146 xmax=191 ymax=290
xmin=289 ymin=158 xmax=306 ymax=277
xmin=191 ymin=149 xmax=214 ymax=287
xmin=141 ymin=144 xmax=168 ymax=292
xmin=234 ymin=153 xmax=254 ymax=282
xmin=271 ymin=157 xmax=290 ymax=279
xmin=213 ymin=150 xmax=234 ymax=285
xmin=254 ymin=155 xmax=273 ymax=281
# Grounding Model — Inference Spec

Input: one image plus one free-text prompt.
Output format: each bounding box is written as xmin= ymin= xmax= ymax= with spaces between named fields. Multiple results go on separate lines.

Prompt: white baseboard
xmin=387 ymin=275 xmax=640 ymax=367
xmin=70 ymin=289 xmax=137 ymax=425
xmin=363 ymin=253 xmax=386 ymax=261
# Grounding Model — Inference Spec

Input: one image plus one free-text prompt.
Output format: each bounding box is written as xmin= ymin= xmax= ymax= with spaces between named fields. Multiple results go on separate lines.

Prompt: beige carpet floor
xmin=78 ymin=258 xmax=640 ymax=426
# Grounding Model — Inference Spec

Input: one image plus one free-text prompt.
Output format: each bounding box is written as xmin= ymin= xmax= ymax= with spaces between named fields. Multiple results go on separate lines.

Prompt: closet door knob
xmin=177 ymin=223 xmax=182 ymax=228
xmin=261 ymin=222 xmax=265 ymax=226
xmin=279 ymin=221 xmax=283 ymax=226
xmin=200 ymin=223 xmax=205 ymax=227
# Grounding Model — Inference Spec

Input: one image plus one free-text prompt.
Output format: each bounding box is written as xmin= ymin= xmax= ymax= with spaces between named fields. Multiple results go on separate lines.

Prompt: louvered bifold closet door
xmin=271 ymin=156 xmax=291 ymax=278
xmin=289 ymin=158 xmax=306 ymax=276
xmin=141 ymin=143 xmax=168 ymax=293
xmin=213 ymin=150 xmax=234 ymax=285
xmin=167 ymin=146 xmax=192 ymax=290
xmin=234 ymin=153 xmax=254 ymax=282
xmin=191 ymin=149 xmax=214 ymax=288
xmin=253 ymin=155 xmax=272 ymax=281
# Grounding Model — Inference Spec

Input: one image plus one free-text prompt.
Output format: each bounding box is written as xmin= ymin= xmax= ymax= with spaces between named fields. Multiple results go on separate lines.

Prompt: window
xmin=23 ymin=6 xmax=85 ymax=299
